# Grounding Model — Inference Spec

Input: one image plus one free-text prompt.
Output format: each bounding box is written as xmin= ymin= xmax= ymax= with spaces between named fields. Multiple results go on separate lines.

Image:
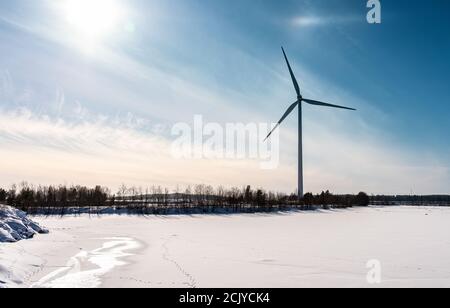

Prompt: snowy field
xmin=1 ymin=206 xmax=450 ymax=288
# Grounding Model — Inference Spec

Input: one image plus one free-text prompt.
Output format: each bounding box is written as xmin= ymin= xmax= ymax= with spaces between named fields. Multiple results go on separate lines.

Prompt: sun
xmin=64 ymin=0 xmax=123 ymax=39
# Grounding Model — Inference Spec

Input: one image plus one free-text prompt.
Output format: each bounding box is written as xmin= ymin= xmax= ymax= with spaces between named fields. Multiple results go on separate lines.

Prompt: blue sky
xmin=0 ymin=0 xmax=449 ymax=194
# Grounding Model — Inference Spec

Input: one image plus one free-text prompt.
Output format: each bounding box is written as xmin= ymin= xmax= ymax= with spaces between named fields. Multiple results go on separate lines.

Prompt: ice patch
xmin=33 ymin=237 xmax=140 ymax=288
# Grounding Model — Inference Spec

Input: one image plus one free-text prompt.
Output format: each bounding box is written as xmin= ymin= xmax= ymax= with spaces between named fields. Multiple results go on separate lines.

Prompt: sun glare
xmin=64 ymin=0 xmax=123 ymax=40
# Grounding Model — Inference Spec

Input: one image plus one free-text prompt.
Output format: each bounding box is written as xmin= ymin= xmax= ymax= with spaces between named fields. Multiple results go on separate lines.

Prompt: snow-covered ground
xmin=1 ymin=206 xmax=450 ymax=288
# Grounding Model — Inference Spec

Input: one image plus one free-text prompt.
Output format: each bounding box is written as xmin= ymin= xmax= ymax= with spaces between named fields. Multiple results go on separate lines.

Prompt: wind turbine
xmin=265 ymin=47 xmax=356 ymax=200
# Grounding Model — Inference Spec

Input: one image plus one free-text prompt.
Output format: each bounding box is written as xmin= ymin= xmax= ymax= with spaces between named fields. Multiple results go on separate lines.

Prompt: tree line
xmin=0 ymin=182 xmax=373 ymax=214
xmin=0 ymin=183 xmax=109 ymax=213
xmin=370 ymin=195 xmax=450 ymax=206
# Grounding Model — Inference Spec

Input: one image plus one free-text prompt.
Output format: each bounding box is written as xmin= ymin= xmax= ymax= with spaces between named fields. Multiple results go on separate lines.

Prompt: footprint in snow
xmin=260 ymin=259 xmax=276 ymax=263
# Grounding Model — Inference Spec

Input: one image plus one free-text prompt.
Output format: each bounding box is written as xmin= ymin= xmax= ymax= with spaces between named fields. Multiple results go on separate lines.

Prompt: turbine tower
xmin=265 ymin=47 xmax=356 ymax=199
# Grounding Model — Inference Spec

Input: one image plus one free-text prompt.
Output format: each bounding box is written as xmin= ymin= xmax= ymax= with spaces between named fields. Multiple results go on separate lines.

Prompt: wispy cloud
xmin=0 ymin=107 xmax=296 ymax=191
xmin=291 ymin=15 xmax=361 ymax=27
xmin=0 ymin=106 xmax=448 ymax=195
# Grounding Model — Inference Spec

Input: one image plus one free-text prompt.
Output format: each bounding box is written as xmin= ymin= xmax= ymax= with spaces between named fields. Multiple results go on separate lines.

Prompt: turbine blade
xmin=303 ymin=99 xmax=356 ymax=111
xmin=282 ymin=47 xmax=301 ymax=97
xmin=265 ymin=101 xmax=299 ymax=141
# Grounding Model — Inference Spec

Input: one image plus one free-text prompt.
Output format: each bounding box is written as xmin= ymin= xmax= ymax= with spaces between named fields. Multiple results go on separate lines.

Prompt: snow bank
xmin=0 ymin=205 xmax=48 ymax=243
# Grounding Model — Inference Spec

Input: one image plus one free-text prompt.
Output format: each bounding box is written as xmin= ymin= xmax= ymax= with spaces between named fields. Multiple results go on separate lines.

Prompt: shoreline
xmin=12 ymin=204 xmax=450 ymax=218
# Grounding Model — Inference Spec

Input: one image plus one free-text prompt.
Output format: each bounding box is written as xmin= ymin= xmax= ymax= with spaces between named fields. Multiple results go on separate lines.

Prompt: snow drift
xmin=0 ymin=205 xmax=48 ymax=243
